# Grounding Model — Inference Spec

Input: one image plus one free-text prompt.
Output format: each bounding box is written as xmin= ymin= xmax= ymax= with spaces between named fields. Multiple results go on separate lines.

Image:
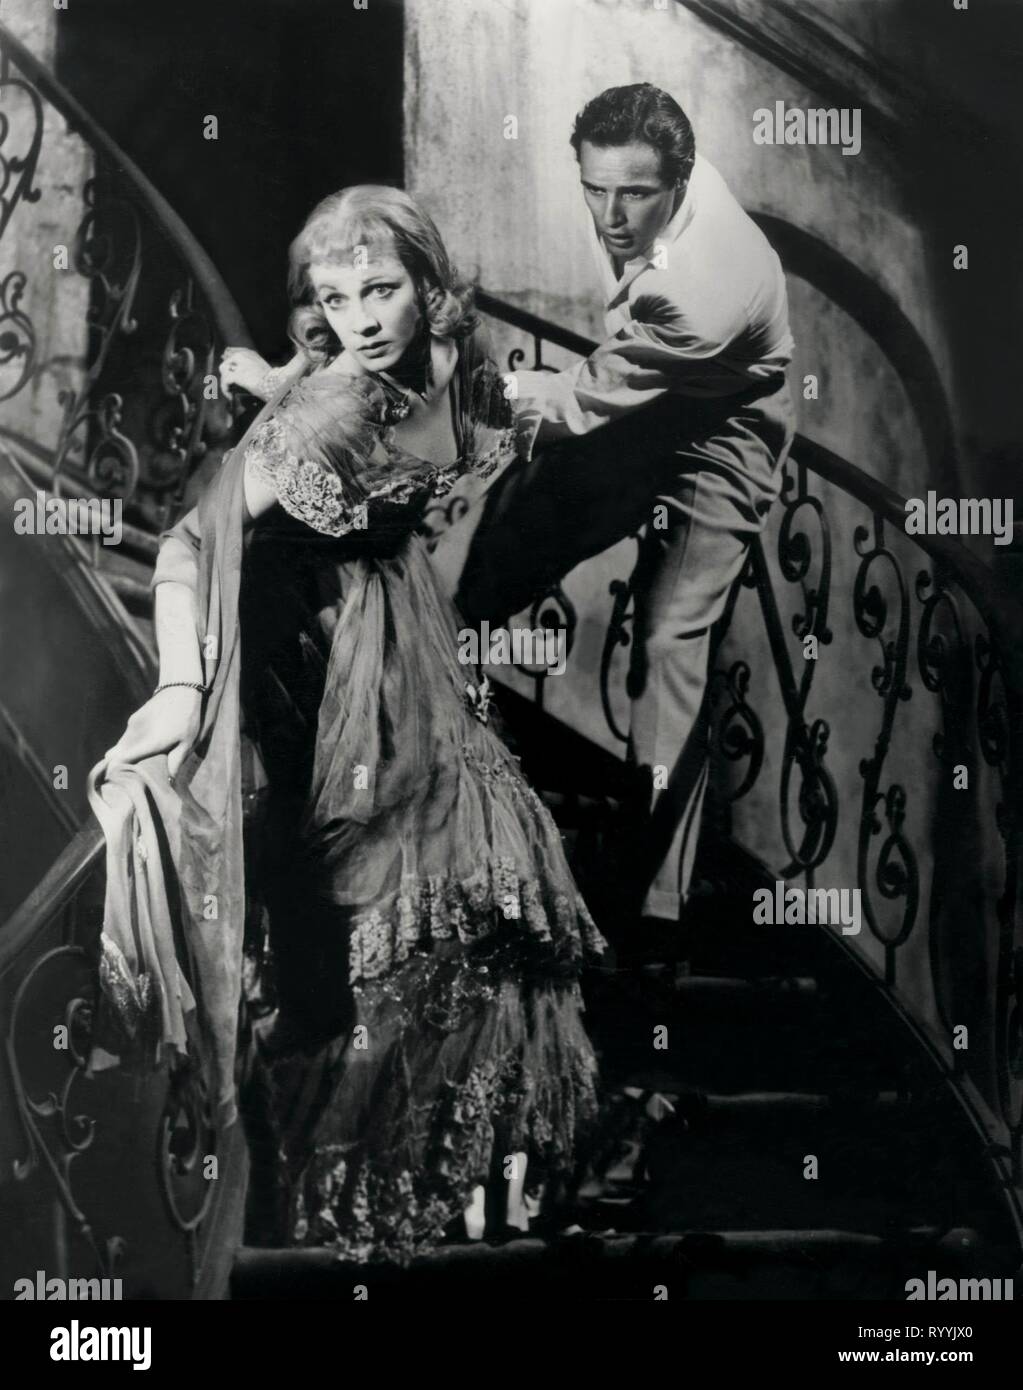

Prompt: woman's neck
xmin=320 ymin=336 xmax=458 ymax=406
xmin=383 ymin=330 xmax=433 ymax=398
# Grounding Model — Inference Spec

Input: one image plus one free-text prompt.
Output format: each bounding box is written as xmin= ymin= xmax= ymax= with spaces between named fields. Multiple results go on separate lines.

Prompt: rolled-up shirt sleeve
xmin=514 ymin=290 xmax=754 ymax=443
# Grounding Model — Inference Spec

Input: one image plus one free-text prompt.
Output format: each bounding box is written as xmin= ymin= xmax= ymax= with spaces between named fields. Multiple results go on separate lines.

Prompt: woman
xmin=103 ymin=186 xmax=607 ymax=1263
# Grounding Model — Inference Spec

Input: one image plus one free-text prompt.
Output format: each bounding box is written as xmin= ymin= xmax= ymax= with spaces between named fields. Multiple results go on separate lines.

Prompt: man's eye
xmin=623 ymin=191 xmax=650 ymax=201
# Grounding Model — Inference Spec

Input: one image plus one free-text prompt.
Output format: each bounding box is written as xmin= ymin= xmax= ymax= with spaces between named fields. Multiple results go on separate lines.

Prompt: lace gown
xmin=236 ymin=346 xmax=607 ymax=1263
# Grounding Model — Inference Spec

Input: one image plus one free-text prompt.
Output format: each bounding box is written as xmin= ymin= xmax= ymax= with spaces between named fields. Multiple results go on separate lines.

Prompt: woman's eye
xmin=368 ymin=285 xmax=396 ymax=299
xmin=323 ymin=295 xmax=343 ymax=309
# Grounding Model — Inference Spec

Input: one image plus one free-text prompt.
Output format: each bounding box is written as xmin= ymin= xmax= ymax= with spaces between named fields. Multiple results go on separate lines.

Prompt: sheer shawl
xmin=106 ymin=331 xmax=521 ymax=1125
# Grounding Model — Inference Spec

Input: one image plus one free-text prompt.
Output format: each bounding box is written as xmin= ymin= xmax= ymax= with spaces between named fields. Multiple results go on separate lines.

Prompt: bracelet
xmin=155 ymin=680 xmax=207 ymax=696
xmin=258 ymin=364 xmax=287 ymax=399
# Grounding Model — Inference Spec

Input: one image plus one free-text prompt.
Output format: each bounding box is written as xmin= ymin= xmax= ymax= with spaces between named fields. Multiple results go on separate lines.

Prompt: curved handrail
xmin=476 ymin=288 xmax=1023 ymax=688
xmin=793 ymin=434 xmax=1023 ymax=671
xmin=0 ymin=21 xmax=254 ymax=352
xmin=0 ymin=23 xmax=253 ymax=972
xmin=475 ymin=290 xmax=597 ymax=360
xmin=0 ymin=824 xmax=103 ymax=977
xmin=0 ymin=35 xmax=253 ymax=1296
xmin=9 ymin=288 xmax=1022 ymax=982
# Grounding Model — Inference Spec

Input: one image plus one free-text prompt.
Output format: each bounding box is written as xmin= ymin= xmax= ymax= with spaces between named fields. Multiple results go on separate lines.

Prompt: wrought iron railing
xmin=0 ymin=22 xmax=253 ymax=1297
xmin=472 ymin=294 xmax=1023 ymax=1225
xmin=1 ymin=15 xmax=1019 ymax=1272
xmin=0 ymin=823 xmax=247 ymax=1297
xmin=0 ymin=21 xmax=254 ymax=535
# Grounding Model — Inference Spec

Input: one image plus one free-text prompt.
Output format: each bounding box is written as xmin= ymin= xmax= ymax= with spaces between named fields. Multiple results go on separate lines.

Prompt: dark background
xmin=55 ymin=0 xmax=405 ymax=355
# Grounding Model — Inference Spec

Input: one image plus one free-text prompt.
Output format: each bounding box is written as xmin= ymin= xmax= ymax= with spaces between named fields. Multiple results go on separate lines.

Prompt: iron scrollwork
xmin=915 ymin=568 xmax=974 ymax=1039
xmin=709 ymin=659 xmax=765 ymax=802
xmin=0 ymin=62 xmax=44 ymax=403
xmin=977 ymin=631 xmax=1023 ymax=1162
xmin=51 ymin=175 xmax=142 ymax=504
xmin=0 ymin=66 xmax=44 ymax=241
xmin=7 ymin=945 xmax=126 ymax=1279
xmin=0 ymin=268 xmax=34 ymax=402
xmin=512 ymin=581 xmax=578 ymax=709
xmin=158 ymin=1056 xmax=218 ymax=1287
xmin=149 ymin=277 xmax=218 ymax=515
xmin=775 ymin=463 xmax=837 ymax=872
xmin=507 ymin=334 xmax=559 ymax=374
xmin=853 ymin=515 xmax=919 ymax=978
xmin=600 ymin=566 xmax=638 ymax=745
xmin=420 ymin=491 xmax=470 ymax=550
xmin=916 ymin=570 xmax=969 ymax=767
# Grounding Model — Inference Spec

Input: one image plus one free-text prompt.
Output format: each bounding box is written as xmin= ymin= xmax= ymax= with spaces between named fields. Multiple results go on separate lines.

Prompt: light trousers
xmin=444 ymin=376 xmax=795 ymax=921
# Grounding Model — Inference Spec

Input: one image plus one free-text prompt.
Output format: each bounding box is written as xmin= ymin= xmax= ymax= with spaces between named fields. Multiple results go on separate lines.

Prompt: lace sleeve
xmin=244 ymin=415 xmax=363 ymax=538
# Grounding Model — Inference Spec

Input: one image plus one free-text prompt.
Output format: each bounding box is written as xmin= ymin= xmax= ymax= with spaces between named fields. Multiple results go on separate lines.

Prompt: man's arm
xmin=513 ymin=297 xmax=752 ymax=445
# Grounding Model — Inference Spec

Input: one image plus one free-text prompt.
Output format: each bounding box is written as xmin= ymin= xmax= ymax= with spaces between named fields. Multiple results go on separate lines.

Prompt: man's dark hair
xmin=570 ymin=83 xmax=696 ymax=188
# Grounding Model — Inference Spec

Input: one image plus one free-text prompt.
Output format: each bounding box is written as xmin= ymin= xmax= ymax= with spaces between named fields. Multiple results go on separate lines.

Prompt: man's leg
xmin=626 ymin=496 xmax=750 ymax=923
xmin=444 ymin=379 xmax=794 ymax=925
xmin=626 ymin=382 xmax=795 ymax=922
xmin=451 ymin=395 xmax=696 ymax=627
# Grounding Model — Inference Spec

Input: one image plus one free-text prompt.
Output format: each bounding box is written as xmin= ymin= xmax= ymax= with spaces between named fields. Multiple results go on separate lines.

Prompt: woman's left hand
xmin=103 ymin=687 xmax=203 ymax=781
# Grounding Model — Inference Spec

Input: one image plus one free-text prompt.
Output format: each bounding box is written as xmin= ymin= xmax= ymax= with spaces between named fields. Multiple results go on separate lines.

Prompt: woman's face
xmin=310 ymin=252 xmax=422 ymax=374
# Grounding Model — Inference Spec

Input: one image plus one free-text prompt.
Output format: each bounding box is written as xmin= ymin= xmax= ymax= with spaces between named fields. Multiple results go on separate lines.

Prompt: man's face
xmin=578 ymin=139 xmax=681 ymax=263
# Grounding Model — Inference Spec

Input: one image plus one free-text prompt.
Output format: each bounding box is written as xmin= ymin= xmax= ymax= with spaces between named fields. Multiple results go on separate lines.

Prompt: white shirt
xmin=515 ymin=154 xmax=794 ymax=443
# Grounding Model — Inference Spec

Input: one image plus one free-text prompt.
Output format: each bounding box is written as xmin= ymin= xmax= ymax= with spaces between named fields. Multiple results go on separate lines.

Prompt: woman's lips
xmin=359 ymin=341 xmax=392 ymax=357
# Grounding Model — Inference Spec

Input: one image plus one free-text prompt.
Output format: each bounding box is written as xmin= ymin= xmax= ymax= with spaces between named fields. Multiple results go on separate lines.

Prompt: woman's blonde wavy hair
xmin=287 ymin=185 xmax=478 ymax=364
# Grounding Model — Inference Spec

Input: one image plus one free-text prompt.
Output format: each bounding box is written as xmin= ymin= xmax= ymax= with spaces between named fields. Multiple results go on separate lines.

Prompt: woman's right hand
xmin=220 ymin=346 xmax=273 ymax=399
xmin=103 ymin=686 xmax=203 ymax=781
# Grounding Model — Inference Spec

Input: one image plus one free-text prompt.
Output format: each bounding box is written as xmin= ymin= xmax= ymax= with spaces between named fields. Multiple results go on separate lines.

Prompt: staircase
xmin=2 ymin=19 xmax=1021 ymax=1303
xmin=228 ymin=691 xmax=1020 ymax=1299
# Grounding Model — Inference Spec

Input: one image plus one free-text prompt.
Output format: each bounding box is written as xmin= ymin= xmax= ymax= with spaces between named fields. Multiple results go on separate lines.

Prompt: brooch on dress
xmin=377 ymin=373 xmax=418 ymax=424
xmin=382 ymin=391 xmax=413 ymax=424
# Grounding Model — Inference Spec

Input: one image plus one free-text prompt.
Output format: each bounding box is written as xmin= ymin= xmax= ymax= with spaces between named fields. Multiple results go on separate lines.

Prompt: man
xmin=454 ymin=83 xmax=795 ymax=943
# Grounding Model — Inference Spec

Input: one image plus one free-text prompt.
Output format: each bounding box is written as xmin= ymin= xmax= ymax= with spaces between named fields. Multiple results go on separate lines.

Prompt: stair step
xmin=538 ymin=789 xmax=623 ymax=824
xmin=585 ymin=965 xmax=904 ymax=1097
xmin=673 ymin=1088 xmax=903 ymax=1116
xmin=234 ymin=1224 xmax=946 ymax=1270
xmin=635 ymin=1095 xmax=1004 ymax=1239
xmin=231 ymin=1225 xmax=994 ymax=1300
xmin=673 ymin=973 xmax=818 ymax=997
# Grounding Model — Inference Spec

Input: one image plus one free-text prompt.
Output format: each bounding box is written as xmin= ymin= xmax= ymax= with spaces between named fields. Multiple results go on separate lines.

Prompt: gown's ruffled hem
xmin=285 ymin=965 xmax=602 ymax=1267
xmin=346 ymin=851 xmax=606 ymax=985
